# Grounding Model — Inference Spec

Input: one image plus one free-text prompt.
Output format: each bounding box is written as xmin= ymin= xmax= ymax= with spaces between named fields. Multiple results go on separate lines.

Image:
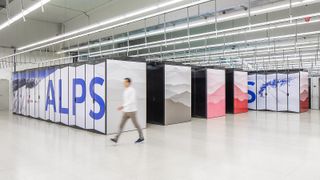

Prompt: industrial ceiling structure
xmin=1 ymin=0 xmax=320 ymax=75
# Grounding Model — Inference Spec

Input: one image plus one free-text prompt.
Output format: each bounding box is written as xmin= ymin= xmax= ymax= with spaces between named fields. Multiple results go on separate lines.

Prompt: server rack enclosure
xmin=191 ymin=67 xmax=206 ymax=118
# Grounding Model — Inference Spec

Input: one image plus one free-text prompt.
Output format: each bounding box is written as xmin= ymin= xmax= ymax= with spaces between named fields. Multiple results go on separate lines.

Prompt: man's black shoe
xmin=135 ymin=138 xmax=144 ymax=143
xmin=110 ymin=138 xmax=118 ymax=143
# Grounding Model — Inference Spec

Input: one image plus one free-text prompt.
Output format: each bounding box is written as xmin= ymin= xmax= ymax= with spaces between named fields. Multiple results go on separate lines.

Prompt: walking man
xmin=111 ymin=78 xmax=144 ymax=143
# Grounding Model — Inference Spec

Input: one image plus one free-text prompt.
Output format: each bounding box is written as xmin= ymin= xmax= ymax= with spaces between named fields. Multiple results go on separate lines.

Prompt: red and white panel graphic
xmin=300 ymin=71 xmax=309 ymax=112
xmin=233 ymin=71 xmax=248 ymax=114
xmin=207 ymin=69 xmax=225 ymax=118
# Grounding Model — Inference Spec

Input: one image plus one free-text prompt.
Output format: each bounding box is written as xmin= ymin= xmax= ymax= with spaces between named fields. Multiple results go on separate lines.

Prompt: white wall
xmin=0 ymin=47 xmax=14 ymax=111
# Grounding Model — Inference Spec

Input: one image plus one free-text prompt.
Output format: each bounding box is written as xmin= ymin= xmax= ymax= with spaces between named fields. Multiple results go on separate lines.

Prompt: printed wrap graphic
xmin=266 ymin=74 xmax=277 ymax=111
xmin=247 ymin=71 xmax=308 ymax=113
xmin=12 ymin=59 xmax=147 ymax=134
xmin=300 ymin=71 xmax=309 ymax=112
xmin=248 ymin=74 xmax=256 ymax=110
xmin=277 ymin=73 xmax=288 ymax=111
xmin=107 ymin=60 xmax=146 ymax=134
xmin=165 ymin=65 xmax=191 ymax=124
xmin=207 ymin=69 xmax=226 ymax=118
xmin=233 ymin=71 xmax=248 ymax=113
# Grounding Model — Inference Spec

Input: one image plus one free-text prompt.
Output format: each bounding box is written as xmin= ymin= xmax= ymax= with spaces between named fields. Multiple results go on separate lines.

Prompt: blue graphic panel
xmin=248 ymin=74 xmax=256 ymax=110
xmin=277 ymin=73 xmax=288 ymax=111
xmin=288 ymin=72 xmax=300 ymax=112
xmin=257 ymin=74 xmax=266 ymax=110
xmin=266 ymin=74 xmax=277 ymax=111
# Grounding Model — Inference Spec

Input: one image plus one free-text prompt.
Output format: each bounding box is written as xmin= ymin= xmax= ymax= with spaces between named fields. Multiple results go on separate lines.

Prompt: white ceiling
xmin=0 ymin=0 xmax=118 ymax=47
xmin=0 ymin=0 xmax=299 ymax=49
xmin=27 ymin=0 xmax=115 ymax=24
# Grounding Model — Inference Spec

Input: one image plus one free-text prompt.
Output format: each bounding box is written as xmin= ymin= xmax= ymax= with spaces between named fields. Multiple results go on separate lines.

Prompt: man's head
xmin=123 ymin=78 xmax=131 ymax=88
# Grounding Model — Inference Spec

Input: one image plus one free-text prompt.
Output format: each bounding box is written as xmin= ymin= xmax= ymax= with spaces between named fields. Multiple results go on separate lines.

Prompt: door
xmin=0 ymin=79 xmax=9 ymax=111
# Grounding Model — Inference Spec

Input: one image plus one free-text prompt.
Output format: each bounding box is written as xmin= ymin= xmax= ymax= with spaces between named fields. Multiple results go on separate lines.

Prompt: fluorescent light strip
xmin=57 ymin=9 xmax=320 ymax=54
xmin=0 ymin=0 xmax=210 ymax=61
xmin=16 ymin=0 xmax=319 ymax=53
xmin=183 ymin=55 xmax=316 ymax=66
xmin=150 ymin=44 xmax=319 ymax=63
xmin=3 ymin=0 xmax=319 ymax=62
xmin=142 ymin=38 xmax=320 ymax=62
xmin=25 ymin=43 xmax=316 ymax=69
xmin=119 ymin=30 xmax=320 ymax=58
xmin=86 ymin=15 xmax=320 ymax=57
xmin=0 ymin=0 xmax=50 ymax=30
xmin=17 ymin=0 xmax=210 ymax=51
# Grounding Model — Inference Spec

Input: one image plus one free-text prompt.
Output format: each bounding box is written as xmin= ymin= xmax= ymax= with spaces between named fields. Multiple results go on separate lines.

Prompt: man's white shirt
xmin=123 ymin=86 xmax=138 ymax=112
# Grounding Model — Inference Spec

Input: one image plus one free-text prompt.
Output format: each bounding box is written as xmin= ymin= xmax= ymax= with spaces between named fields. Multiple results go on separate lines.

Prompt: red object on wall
xmin=304 ymin=16 xmax=311 ymax=22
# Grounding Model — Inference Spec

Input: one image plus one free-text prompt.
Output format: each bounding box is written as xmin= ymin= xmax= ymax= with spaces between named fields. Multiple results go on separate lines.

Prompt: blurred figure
xmin=111 ymin=78 xmax=144 ymax=143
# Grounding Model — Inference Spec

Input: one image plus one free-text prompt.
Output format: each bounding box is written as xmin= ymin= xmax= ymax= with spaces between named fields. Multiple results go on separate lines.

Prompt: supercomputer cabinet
xmin=147 ymin=63 xmax=192 ymax=125
xmin=225 ymin=69 xmax=248 ymax=114
xmin=192 ymin=67 xmax=226 ymax=118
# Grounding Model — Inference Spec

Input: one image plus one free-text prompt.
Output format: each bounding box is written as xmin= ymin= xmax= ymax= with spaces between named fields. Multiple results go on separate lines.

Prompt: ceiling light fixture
xmin=0 ymin=0 xmax=50 ymax=31
xmin=17 ymin=0 xmax=208 ymax=51
xmin=15 ymin=0 xmax=319 ymax=53
xmin=86 ymin=17 xmax=320 ymax=57
xmin=107 ymin=30 xmax=320 ymax=58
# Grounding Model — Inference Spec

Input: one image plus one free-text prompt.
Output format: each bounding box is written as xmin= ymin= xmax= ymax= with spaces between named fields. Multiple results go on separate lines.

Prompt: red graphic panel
xmin=300 ymin=72 xmax=309 ymax=112
xmin=207 ymin=69 xmax=225 ymax=118
xmin=234 ymin=71 xmax=248 ymax=114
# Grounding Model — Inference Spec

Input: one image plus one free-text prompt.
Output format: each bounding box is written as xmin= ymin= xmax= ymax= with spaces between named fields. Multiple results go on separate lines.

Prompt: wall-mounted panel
xmin=248 ymin=73 xmax=257 ymax=110
xmin=266 ymin=73 xmax=277 ymax=111
xmin=165 ymin=65 xmax=191 ymax=124
xmin=277 ymin=73 xmax=288 ymax=111
xmin=233 ymin=71 xmax=248 ymax=114
xmin=107 ymin=60 xmax=146 ymax=134
xmin=288 ymin=72 xmax=300 ymax=112
xmin=207 ymin=69 xmax=226 ymax=118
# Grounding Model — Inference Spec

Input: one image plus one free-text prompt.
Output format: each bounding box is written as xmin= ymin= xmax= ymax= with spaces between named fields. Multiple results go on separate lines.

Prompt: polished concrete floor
xmin=1 ymin=110 xmax=320 ymax=180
